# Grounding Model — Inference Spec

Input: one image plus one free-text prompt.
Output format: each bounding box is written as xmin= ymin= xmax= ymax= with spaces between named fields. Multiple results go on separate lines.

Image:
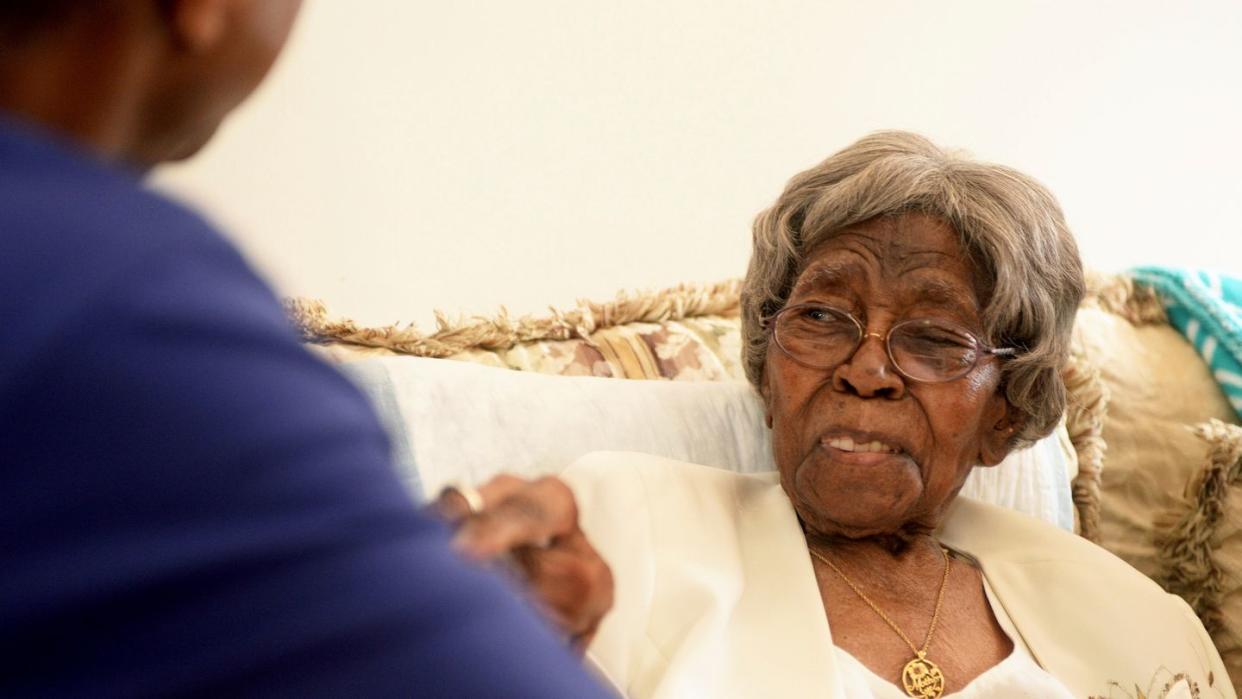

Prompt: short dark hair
xmin=0 ymin=1 xmax=90 ymax=39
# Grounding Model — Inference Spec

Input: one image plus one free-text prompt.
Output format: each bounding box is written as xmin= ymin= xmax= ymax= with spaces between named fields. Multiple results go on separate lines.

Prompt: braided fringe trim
xmin=1083 ymin=270 xmax=1168 ymax=325
xmin=1063 ymin=347 xmax=1110 ymax=542
xmin=1157 ymin=420 xmax=1242 ymax=636
xmin=286 ymin=279 xmax=742 ymax=358
xmin=289 ymin=273 xmax=1163 ymax=354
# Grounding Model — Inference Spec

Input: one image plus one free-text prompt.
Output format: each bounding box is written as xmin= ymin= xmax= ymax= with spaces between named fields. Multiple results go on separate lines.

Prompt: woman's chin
xmin=789 ymin=462 xmax=922 ymax=539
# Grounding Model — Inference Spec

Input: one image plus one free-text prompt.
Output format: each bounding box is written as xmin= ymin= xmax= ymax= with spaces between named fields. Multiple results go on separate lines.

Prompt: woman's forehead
xmin=792 ymin=221 xmax=982 ymax=317
xmin=805 ymin=214 xmax=963 ymax=263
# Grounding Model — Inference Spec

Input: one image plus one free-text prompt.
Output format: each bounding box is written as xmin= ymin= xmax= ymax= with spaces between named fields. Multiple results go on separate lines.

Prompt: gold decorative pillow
xmin=1073 ymin=305 xmax=1239 ymax=579
xmin=1158 ymin=420 xmax=1242 ymax=693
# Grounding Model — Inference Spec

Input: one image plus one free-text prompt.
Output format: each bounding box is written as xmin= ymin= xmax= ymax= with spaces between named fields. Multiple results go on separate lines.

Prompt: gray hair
xmin=740 ymin=131 xmax=1085 ymax=448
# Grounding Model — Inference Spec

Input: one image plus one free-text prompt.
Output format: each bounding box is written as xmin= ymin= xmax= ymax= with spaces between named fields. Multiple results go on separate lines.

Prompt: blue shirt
xmin=0 ymin=118 xmax=611 ymax=698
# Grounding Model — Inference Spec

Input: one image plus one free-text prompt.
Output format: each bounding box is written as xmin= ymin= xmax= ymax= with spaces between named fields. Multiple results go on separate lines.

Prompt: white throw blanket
xmin=342 ymin=356 xmax=1076 ymax=530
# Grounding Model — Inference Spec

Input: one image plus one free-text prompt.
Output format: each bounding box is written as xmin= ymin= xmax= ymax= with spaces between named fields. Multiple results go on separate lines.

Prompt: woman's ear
xmin=979 ymin=402 xmax=1022 ymax=467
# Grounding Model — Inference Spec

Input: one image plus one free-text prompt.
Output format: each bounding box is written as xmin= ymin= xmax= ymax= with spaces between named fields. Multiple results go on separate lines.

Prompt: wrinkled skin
xmin=761 ymin=213 xmax=1017 ymax=542
xmin=434 ymin=476 xmax=614 ymax=653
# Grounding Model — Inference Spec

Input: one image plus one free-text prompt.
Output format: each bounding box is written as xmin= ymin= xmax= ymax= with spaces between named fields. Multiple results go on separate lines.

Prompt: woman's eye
xmin=802 ymin=308 xmax=849 ymax=325
xmin=900 ymin=328 xmax=975 ymax=354
xmin=806 ymin=309 xmax=831 ymax=322
xmin=911 ymin=332 xmax=962 ymax=347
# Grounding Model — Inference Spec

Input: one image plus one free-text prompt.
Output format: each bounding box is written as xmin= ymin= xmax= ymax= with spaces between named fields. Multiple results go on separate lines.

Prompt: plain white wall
xmin=156 ymin=0 xmax=1242 ymax=329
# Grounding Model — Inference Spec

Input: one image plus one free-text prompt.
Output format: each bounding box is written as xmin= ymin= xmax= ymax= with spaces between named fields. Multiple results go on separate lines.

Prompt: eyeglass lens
xmin=776 ymin=306 xmax=981 ymax=382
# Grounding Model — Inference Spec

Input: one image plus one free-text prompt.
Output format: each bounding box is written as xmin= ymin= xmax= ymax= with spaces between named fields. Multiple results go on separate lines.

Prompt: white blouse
xmin=833 ymin=577 xmax=1074 ymax=698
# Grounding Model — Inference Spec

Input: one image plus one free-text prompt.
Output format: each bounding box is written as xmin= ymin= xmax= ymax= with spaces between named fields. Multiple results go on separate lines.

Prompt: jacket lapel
xmin=940 ymin=497 xmax=1230 ymax=698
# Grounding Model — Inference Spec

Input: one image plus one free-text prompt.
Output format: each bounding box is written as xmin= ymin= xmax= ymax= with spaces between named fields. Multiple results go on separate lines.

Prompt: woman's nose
xmin=830 ymin=332 xmax=906 ymax=399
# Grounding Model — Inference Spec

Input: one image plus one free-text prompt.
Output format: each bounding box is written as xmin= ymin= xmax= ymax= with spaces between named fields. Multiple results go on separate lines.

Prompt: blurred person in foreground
xmin=0 ymin=2 xmax=613 ymax=696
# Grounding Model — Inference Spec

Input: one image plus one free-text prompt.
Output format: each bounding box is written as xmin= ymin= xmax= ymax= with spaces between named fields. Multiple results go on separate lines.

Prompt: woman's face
xmin=762 ymin=213 xmax=1015 ymax=540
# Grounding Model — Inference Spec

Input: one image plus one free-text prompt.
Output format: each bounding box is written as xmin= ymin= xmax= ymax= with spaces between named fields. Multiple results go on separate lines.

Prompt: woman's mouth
xmin=825 ymin=436 xmax=900 ymax=455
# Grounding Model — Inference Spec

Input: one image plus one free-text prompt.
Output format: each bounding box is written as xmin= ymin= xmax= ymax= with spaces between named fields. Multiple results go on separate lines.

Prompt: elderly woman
xmin=563 ymin=132 xmax=1232 ymax=699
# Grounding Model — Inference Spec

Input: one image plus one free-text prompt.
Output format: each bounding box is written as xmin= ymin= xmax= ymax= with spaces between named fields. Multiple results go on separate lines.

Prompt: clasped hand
xmin=433 ymin=475 xmax=614 ymax=653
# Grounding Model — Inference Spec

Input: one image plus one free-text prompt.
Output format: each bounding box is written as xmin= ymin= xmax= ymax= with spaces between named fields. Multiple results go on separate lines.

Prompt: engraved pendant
xmin=901 ymin=651 xmax=945 ymax=699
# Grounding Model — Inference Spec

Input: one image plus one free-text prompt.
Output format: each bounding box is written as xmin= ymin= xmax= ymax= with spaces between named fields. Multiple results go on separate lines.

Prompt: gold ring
xmin=442 ymin=483 xmax=485 ymax=515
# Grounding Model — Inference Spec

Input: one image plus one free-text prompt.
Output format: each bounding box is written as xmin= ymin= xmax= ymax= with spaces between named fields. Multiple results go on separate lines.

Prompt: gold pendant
xmin=901 ymin=651 xmax=945 ymax=699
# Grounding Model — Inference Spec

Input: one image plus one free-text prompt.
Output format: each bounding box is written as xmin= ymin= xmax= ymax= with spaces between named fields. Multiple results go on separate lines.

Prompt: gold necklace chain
xmin=809 ymin=544 xmax=953 ymax=699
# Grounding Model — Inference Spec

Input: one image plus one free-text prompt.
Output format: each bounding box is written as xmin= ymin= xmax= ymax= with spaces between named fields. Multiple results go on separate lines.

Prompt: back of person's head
xmin=0 ymin=0 xmax=303 ymax=167
xmin=0 ymin=0 xmax=81 ymax=38
xmin=0 ymin=1 xmax=118 ymax=49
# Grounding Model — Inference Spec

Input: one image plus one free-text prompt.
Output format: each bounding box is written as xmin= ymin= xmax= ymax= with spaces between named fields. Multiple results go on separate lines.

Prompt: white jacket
xmin=564 ymin=452 xmax=1233 ymax=699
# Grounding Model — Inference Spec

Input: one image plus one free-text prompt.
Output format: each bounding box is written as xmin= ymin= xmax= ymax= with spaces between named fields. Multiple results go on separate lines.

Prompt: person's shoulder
xmin=0 ymin=119 xmax=234 ymax=276
xmin=946 ymin=502 xmax=1232 ymax=696
xmin=0 ymin=123 xmax=263 ymax=370
xmin=943 ymin=497 xmax=1176 ymax=601
xmin=944 ymin=497 xmax=1102 ymax=557
xmin=2 ymin=153 xmax=226 ymax=260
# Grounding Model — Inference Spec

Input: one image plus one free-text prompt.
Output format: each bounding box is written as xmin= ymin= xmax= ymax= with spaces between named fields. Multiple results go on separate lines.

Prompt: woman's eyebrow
xmin=793 ymin=264 xmax=979 ymax=319
xmin=791 ymin=262 xmax=856 ymax=295
xmin=904 ymin=277 xmax=979 ymax=317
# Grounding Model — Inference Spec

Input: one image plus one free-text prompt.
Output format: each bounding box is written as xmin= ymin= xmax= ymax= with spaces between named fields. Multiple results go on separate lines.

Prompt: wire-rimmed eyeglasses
xmin=765 ymin=303 xmax=1017 ymax=383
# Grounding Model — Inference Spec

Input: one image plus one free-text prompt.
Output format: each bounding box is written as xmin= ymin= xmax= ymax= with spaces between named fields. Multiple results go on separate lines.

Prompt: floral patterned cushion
xmin=442 ymin=315 xmax=744 ymax=381
xmin=293 ymin=281 xmax=746 ymax=381
xmin=310 ymin=315 xmax=745 ymax=381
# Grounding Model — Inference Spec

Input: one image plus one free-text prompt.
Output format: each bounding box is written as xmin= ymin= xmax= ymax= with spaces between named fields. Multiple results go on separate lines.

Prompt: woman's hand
xmin=433 ymin=475 xmax=614 ymax=654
